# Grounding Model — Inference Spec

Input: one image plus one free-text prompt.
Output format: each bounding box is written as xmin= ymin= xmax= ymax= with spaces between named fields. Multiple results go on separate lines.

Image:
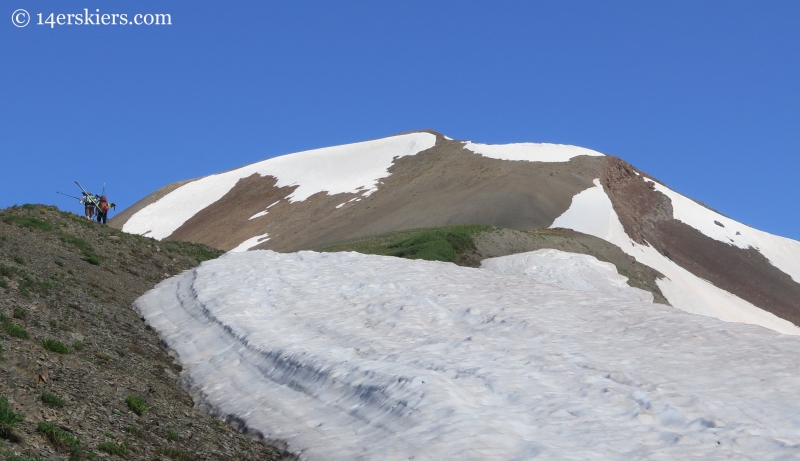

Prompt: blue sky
xmin=2 ymin=1 xmax=799 ymax=239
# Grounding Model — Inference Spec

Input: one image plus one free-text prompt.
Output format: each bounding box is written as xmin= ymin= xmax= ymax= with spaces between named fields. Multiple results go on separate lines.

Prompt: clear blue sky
xmin=3 ymin=1 xmax=799 ymax=239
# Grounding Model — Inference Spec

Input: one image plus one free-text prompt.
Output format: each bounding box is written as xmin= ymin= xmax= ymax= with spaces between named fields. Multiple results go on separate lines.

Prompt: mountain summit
xmin=111 ymin=131 xmax=800 ymax=335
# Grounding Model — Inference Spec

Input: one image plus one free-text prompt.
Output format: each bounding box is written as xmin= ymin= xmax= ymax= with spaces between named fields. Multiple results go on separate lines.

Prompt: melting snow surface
xmin=229 ymin=233 xmax=270 ymax=253
xmin=551 ymin=179 xmax=800 ymax=335
xmin=248 ymin=200 xmax=281 ymax=220
xmin=481 ymin=249 xmax=653 ymax=303
xmin=645 ymin=179 xmax=800 ymax=284
xmin=136 ymin=250 xmax=800 ymax=460
xmin=123 ymin=132 xmax=437 ymax=240
xmin=463 ymin=142 xmax=604 ymax=162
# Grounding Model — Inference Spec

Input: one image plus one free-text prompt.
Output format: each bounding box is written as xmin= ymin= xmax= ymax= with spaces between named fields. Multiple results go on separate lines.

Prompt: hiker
xmin=80 ymin=192 xmax=97 ymax=220
xmin=95 ymin=196 xmax=114 ymax=225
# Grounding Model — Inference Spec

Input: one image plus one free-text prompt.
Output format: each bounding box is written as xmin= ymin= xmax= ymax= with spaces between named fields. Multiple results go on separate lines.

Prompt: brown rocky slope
xmin=0 ymin=205 xmax=280 ymax=461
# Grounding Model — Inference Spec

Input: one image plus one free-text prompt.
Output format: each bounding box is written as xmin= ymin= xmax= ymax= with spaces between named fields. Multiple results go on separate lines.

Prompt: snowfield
xmin=136 ymin=250 xmax=800 ymax=461
xmin=123 ymin=132 xmax=436 ymax=240
xmin=551 ymin=179 xmax=800 ymax=336
xmin=463 ymin=141 xmax=604 ymax=162
xmin=481 ymin=249 xmax=653 ymax=303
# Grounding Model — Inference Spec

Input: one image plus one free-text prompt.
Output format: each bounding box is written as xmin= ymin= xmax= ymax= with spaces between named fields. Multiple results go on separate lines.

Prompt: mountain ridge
xmin=109 ymin=131 xmax=800 ymax=335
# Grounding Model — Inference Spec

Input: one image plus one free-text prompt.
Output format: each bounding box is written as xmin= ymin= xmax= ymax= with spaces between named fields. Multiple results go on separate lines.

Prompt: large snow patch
xmin=463 ymin=141 xmax=604 ymax=162
xmin=136 ymin=250 xmax=800 ymax=460
xmin=551 ymin=179 xmax=800 ymax=335
xmin=481 ymin=249 xmax=653 ymax=302
xmin=123 ymin=132 xmax=437 ymax=240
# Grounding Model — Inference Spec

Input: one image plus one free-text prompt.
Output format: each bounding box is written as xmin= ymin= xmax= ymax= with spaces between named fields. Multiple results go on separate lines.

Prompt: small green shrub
xmin=37 ymin=422 xmax=81 ymax=453
xmin=42 ymin=339 xmax=70 ymax=354
xmin=0 ymin=315 xmax=29 ymax=339
xmin=166 ymin=428 xmax=179 ymax=441
xmin=41 ymin=393 xmax=65 ymax=408
xmin=12 ymin=256 xmax=23 ymax=265
xmin=0 ymin=264 xmax=14 ymax=278
xmin=0 ymin=216 xmax=52 ymax=232
xmin=98 ymin=439 xmax=129 ymax=456
xmin=86 ymin=256 xmax=100 ymax=266
xmin=0 ymin=395 xmax=24 ymax=440
xmin=12 ymin=307 xmax=27 ymax=320
xmin=156 ymin=447 xmax=192 ymax=461
xmin=125 ymin=396 xmax=147 ymax=416
xmin=54 ymin=259 xmax=64 ymax=267
xmin=72 ymin=341 xmax=84 ymax=351
xmin=60 ymin=234 xmax=96 ymax=261
xmin=0 ymin=279 xmax=7 ymax=289
xmin=123 ymin=425 xmax=142 ymax=437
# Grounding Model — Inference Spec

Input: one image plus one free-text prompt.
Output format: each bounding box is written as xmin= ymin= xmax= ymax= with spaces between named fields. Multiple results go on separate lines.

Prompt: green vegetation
xmin=37 ymin=422 xmax=83 ymax=458
xmin=163 ymin=241 xmax=223 ymax=264
xmin=41 ymin=392 xmax=65 ymax=408
xmin=0 ymin=396 xmax=24 ymax=440
xmin=97 ymin=439 xmax=129 ymax=456
xmin=6 ymin=455 xmax=45 ymax=461
xmin=72 ymin=341 xmax=84 ymax=351
xmin=166 ymin=428 xmax=179 ymax=441
xmin=319 ymin=225 xmax=490 ymax=264
xmin=0 ymin=215 xmax=52 ymax=232
xmin=60 ymin=234 xmax=99 ymax=265
xmin=125 ymin=395 xmax=148 ymax=416
xmin=11 ymin=257 xmax=23 ymax=265
xmin=42 ymin=339 xmax=70 ymax=354
xmin=0 ymin=315 xmax=29 ymax=340
xmin=12 ymin=308 xmax=26 ymax=320
xmin=123 ymin=425 xmax=142 ymax=438
xmin=156 ymin=447 xmax=192 ymax=461
xmin=0 ymin=265 xmax=13 ymax=279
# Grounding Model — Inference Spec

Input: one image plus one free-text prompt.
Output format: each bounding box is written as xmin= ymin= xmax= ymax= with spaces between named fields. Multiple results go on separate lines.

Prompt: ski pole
xmin=57 ymin=191 xmax=83 ymax=200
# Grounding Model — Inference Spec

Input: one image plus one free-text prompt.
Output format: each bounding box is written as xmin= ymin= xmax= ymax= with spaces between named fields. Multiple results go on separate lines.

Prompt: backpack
xmin=100 ymin=202 xmax=110 ymax=212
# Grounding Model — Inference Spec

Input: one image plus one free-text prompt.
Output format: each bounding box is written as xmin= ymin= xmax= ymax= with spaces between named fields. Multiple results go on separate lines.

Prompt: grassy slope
xmin=0 ymin=205 xmax=279 ymax=461
xmin=316 ymin=225 xmax=492 ymax=266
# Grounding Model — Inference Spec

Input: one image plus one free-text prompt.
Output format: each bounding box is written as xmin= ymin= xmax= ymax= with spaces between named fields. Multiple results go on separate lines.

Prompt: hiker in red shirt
xmin=95 ymin=196 xmax=115 ymax=225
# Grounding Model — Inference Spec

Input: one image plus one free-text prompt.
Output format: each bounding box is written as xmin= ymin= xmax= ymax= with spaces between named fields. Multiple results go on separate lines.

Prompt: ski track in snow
xmin=123 ymin=133 xmax=437 ymax=240
xmin=136 ymin=250 xmax=800 ymax=461
xmin=551 ymin=179 xmax=800 ymax=335
xmin=463 ymin=141 xmax=604 ymax=162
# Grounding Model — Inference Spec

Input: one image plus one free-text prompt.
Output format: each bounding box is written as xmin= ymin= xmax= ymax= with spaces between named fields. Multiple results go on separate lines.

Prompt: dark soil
xmin=0 ymin=205 xmax=280 ymax=461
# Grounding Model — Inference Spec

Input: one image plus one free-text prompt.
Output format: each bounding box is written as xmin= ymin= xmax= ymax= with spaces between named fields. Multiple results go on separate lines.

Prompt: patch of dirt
xmin=0 ymin=205 xmax=281 ymax=460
